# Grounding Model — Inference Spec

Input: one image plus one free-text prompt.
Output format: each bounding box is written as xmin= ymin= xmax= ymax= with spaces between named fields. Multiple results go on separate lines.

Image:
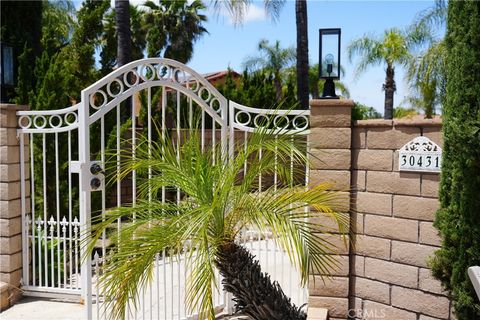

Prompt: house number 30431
xmin=400 ymin=154 xmax=440 ymax=169
xmin=398 ymin=136 xmax=442 ymax=173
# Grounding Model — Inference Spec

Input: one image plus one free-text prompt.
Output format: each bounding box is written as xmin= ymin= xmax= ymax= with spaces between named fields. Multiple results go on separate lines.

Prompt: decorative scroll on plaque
xmin=398 ymin=136 xmax=442 ymax=173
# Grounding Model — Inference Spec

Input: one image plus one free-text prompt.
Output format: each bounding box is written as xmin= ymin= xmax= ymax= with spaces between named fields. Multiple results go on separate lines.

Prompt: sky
xmin=184 ymin=0 xmax=444 ymax=114
xmin=87 ymin=0 xmax=444 ymax=115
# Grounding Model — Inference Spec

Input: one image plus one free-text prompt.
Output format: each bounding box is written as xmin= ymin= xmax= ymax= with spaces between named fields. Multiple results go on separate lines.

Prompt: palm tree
xmin=89 ymin=125 xmax=348 ymax=319
xmin=243 ymin=39 xmax=296 ymax=101
xmin=100 ymin=4 xmax=147 ymax=75
xmin=348 ymin=27 xmax=430 ymax=119
xmin=295 ymin=0 xmax=309 ymax=110
xmin=143 ymin=0 xmax=207 ymax=63
xmin=406 ymin=0 xmax=447 ymax=118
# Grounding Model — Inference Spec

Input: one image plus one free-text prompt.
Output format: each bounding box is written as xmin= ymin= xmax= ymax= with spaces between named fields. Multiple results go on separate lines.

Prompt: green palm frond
xmin=406 ymin=40 xmax=445 ymax=117
xmin=211 ymin=0 xmax=285 ymax=25
xmin=414 ymin=0 xmax=447 ymax=32
xmin=263 ymin=0 xmax=286 ymax=23
xmin=211 ymin=0 xmax=249 ymax=26
xmin=242 ymin=39 xmax=295 ymax=73
xmin=243 ymin=55 xmax=267 ymax=72
xmin=348 ymin=26 xmax=432 ymax=79
xmin=347 ymin=35 xmax=383 ymax=78
xmin=89 ymin=121 xmax=348 ymax=319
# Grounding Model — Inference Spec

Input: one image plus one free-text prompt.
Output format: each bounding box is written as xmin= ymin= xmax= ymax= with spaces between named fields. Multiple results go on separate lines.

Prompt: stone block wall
xmin=0 ymin=104 xmax=29 ymax=310
xmin=351 ymin=118 xmax=452 ymax=320
xmin=308 ymin=99 xmax=452 ymax=320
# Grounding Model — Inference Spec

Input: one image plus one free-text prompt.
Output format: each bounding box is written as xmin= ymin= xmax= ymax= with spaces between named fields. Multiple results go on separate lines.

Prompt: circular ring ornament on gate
xmin=235 ymin=111 xmax=251 ymax=126
xmin=254 ymin=114 xmax=270 ymax=128
xmin=139 ymin=64 xmax=156 ymax=82
xmin=64 ymin=112 xmax=78 ymax=125
xmin=172 ymin=68 xmax=185 ymax=83
xmin=107 ymin=78 xmax=124 ymax=98
xmin=199 ymin=87 xmax=211 ymax=103
xmin=18 ymin=115 xmax=32 ymax=129
xmin=188 ymin=79 xmax=200 ymax=92
xmin=33 ymin=115 xmax=47 ymax=129
xmin=48 ymin=114 xmax=63 ymax=128
xmin=123 ymin=70 xmax=140 ymax=88
xmin=156 ymin=64 xmax=171 ymax=80
xmin=89 ymin=90 xmax=108 ymax=110
xmin=273 ymin=115 xmax=290 ymax=130
xmin=210 ymin=98 xmax=222 ymax=114
xmin=292 ymin=115 xmax=309 ymax=130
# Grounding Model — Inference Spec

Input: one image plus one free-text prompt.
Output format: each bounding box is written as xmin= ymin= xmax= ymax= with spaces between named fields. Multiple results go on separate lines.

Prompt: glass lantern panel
xmin=320 ymin=33 xmax=339 ymax=78
xmin=1 ymin=46 xmax=14 ymax=85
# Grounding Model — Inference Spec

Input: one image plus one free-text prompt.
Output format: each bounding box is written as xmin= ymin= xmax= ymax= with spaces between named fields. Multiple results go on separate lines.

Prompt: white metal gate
xmin=16 ymin=58 xmax=309 ymax=319
xmin=227 ymin=100 xmax=311 ymax=315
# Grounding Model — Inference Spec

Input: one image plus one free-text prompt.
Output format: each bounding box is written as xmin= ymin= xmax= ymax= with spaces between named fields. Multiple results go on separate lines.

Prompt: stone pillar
xmin=308 ymin=99 xmax=353 ymax=320
xmin=0 ymin=104 xmax=29 ymax=310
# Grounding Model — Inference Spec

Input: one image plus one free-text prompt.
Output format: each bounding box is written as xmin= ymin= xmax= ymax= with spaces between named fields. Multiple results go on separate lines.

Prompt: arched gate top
xmin=82 ymin=58 xmax=228 ymax=126
xmin=17 ymin=58 xmax=228 ymax=133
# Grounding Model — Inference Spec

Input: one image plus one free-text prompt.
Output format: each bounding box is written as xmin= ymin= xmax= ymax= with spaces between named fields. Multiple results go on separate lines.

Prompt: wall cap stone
xmin=0 ymin=104 xmax=29 ymax=111
xmin=354 ymin=120 xmax=393 ymax=127
xmin=394 ymin=117 xmax=442 ymax=127
xmin=354 ymin=118 xmax=442 ymax=128
xmin=310 ymin=99 xmax=354 ymax=108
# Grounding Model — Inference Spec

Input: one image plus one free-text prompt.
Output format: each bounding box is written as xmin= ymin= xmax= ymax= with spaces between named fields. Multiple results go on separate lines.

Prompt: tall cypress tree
xmin=431 ymin=2 xmax=480 ymax=319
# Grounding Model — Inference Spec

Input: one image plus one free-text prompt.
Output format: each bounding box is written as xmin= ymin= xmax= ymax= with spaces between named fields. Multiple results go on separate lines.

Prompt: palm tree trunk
xmin=274 ymin=72 xmax=283 ymax=101
xmin=115 ymin=0 xmax=132 ymax=119
xmin=115 ymin=0 xmax=132 ymax=67
xmin=295 ymin=0 xmax=309 ymax=110
xmin=216 ymin=242 xmax=306 ymax=320
xmin=384 ymin=65 xmax=395 ymax=119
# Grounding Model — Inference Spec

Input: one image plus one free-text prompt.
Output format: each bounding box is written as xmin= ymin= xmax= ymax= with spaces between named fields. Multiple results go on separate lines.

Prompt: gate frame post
xmin=78 ymin=96 xmax=92 ymax=318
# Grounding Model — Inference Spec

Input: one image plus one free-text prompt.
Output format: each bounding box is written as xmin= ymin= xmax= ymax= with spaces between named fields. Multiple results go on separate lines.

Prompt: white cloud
xmin=213 ymin=3 xmax=267 ymax=25
xmin=242 ymin=4 xmax=267 ymax=23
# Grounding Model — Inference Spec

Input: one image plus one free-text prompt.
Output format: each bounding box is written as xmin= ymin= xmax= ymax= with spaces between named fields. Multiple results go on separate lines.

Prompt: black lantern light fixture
xmin=319 ymin=28 xmax=341 ymax=99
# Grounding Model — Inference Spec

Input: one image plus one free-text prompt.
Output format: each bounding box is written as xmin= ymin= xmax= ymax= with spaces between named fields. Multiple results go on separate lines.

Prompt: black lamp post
xmin=319 ymin=28 xmax=341 ymax=99
xmin=1 ymin=43 xmax=15 ymax=102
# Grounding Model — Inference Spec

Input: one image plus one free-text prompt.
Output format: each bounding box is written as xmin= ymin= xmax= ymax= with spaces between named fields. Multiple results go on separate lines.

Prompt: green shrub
xmin=431 ymin=2 xmax=480 ymax=319
xmin=217 ymin=69 xmax=298 ymax=109
xmin=351 ymin=101 xmax=382 ymax=120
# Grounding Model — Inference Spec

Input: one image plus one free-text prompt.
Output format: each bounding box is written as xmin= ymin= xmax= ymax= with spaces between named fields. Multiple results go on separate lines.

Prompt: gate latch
xmin=89 ymin=161 xmax=104 ymax=192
